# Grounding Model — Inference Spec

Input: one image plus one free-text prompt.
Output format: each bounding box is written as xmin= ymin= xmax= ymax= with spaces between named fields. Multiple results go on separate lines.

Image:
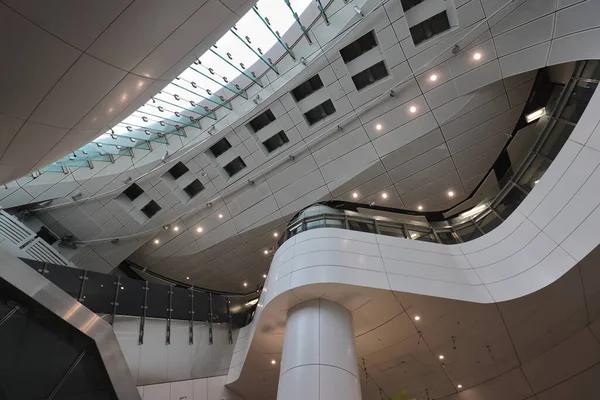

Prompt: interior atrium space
xmin=2 ymin=0 xmax=600 ymax=399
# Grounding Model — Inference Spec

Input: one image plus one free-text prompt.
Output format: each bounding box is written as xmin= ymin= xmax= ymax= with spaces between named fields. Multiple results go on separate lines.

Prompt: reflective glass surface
xmin=436 ymin=230 xmax=458 ymax=244
xmin=495 ymin=185 xmax=528 ymax=220
xmin=477 ymin=212 xmax=502 ymax=233
xmin=146 ymin=282 xmax=169 ymax=319
xmin=518 ymin=155 xmax=551 ymax=192
xmin=560 ymin=80 xmax=597 ymax=124
xmin=348 ymin=219 xmax=376 ymax=233
xmin=378 ymin=224 xmax=406 ymax=238
xmin=408 ymin=229 xmax=437 ymax=243
xmin=455 ymin=222 xmax=482 ymax=242
xmin=172 ymin=286 xmax=192 ymax=321
xmin=0 ymin=278 xmax=117 ymax=400
xmin=83 ymin=272 xmax=119 ymax=315
xmin=114 ymin=276 xmax=144 ymax=317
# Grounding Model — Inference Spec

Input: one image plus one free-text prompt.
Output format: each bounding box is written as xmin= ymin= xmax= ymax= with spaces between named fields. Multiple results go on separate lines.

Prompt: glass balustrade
xmin=280 ymin=60 xmax=600 ymax=246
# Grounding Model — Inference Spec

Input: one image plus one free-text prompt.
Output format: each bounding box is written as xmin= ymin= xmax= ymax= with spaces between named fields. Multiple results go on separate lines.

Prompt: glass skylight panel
xmin=178 ymin=67 xmax=222 ymax=95
xmin=198 ymin=51 xmax=246 ymax=85
xmin=290 ymin=0 xmax=314 ymax=24
xmin=214 ymin=30 xmax=260 ymax=74
xmin=236 ymin=11 xmax=277 ymax=56
xmin=47 ymin=0 xmax=324 ymax=172
xmin=256 ymin=0 xmax=296 ymax=37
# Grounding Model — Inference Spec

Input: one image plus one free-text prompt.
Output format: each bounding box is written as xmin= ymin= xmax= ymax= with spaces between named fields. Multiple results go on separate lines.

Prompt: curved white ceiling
xmin=0 ymin=0 xmax=256 ymax=184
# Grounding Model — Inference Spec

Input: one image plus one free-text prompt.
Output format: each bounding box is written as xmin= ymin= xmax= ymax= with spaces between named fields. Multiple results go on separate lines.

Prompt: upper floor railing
xmin=281 ymin=60 xmax=600 ymax=245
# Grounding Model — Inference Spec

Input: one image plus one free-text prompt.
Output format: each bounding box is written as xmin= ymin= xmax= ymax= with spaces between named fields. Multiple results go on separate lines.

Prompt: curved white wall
xmin=225 ymin=75 xmax=600 ymax=394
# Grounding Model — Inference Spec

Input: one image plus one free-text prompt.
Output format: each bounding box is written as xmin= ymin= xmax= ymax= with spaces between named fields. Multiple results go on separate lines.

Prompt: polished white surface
xmin=278 ymin=298 xmax=361 ymax=400
xmin=8 ymin=0 xmax=595 ymax=282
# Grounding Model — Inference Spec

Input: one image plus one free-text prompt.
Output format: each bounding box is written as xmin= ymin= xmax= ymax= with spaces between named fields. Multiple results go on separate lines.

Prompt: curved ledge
xmin=225 ymin=85 xmax=600 ymax=397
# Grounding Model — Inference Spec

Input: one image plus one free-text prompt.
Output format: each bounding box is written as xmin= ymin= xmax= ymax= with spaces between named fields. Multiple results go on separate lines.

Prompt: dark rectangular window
xmin=224 ymin=156 xmax=247 ymax=177
xmin=340 ymin=31 xmax=378 ymax=64
xmin=168 ymin=161 xmax=189 ymax=180
xmin=351 ymin=61 xmax=389 ymax=90
xmin=263 ymin=131 xmax=290 ymax=153
xmin=141 ymin=200 xmax=161 ymax=219
xmin=291 ymin=75 xmax=324 ymax=102
xmin=304 ymin=99 xmax=336 ymax=125
xmin=410 ymin=11 xmax=451 ymax=45
xmin=123 ymin=183 xmax=144 ymax=201
xmin=183 ymin=179 xmax=205 ymax=198
xmin=400 ymin=0 xmax=424 ymax=12
xmin=209 ymin=138 xmax=232 ymax=158
xmin=249 ymin=109 xmax=276 ymax=132
xmin=37 ymin=226 xmax=57 ymax=245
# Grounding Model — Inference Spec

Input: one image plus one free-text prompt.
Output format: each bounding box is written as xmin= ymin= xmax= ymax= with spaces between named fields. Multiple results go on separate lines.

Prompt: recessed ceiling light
xmin=409 ymin=106 xmax=417 ymax=113
xmin=218 ymin=214 xmax=223 ymax=219
xmin=352 ymin=192 xmax=358 ymax=198
xmin=173 ymin=226 xmax=179 ymax=232
xmin=457 ymin=384 xmax=462 ymax=389
xmin=473 ymin=52 xmax=481 ymax=60
xmin=526 ymin=107 xmax=545 ymax=123
xmin=417 ymin=205 xmax=423 ymax=211
xmin=121 ymin=286 xmax=125 ymax=290
xmin=273 ymin=232 xmax=278 ymax=237
xmin=197 ymin=227 xmax=203 ymax=233
xmin=448 ymin=191 xmax=455 ymax=197
xmin=186 ymin=277 xmax=190 ymax=280
xmin=534 ymin=179 xmax=540 ymax=184
xmin=264 ymin=249 xmax=269 ymax=255
xmin=243 ymin=282 xmax=248 ymax=287
xmin=154 ymin=239 xmax=160 ymax=245
xmin=414 ymin=315 xmax=421 ymax=321
xmin=375 ymin=123 xmax=382 ymax=131
xmin=430 ymin=74 xmax=438 ymax=82
xmin=439 ymin=355 xmax=444 ymax=360
xmin=271 ymin=360 xmax=276 ymax=365
xmin=382 ymin=192 xmax=388 ymax=199
xmin=263 ymin=274 xmax=267 ymax=278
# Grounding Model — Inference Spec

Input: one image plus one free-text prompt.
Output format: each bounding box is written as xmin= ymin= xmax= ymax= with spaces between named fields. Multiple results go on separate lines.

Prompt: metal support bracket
xmin=139 ymin=281 xmax=148 ymax=345
xmin=166 ymin=286 xmax=173 ymax=345
xmin=208 ymin=293 xmax=214 ymax=345
xmin=226 ymin=297 xmax=233 ymax=344
xmin=189 ymin=286 xmax=195 ymax=345
xmin=110 ymin=276 xmax=121 ymax=325
xmin=77 ymin=270 xmax=88 ymax=303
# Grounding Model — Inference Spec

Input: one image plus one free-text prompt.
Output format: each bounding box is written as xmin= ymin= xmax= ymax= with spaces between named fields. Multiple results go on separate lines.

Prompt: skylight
xmin=41 ymin=0 xmax=321 ymax=173
xmin=116 ymin=0 xmax=314 ymax=133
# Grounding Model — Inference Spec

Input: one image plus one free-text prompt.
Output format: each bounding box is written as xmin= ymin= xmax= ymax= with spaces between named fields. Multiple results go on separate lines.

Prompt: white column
xmin=277 ymin=298 xmax=361 ymax=400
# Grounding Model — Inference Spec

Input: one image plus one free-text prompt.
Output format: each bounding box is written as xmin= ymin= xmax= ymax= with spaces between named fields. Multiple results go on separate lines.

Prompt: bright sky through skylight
xmin=49 ymin=0 xmax=316 ymax=170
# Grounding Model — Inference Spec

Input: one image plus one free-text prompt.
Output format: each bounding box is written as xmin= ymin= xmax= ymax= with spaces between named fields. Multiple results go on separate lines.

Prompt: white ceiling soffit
xmin=226 ymin=246 xmax=600 ymax=400
xmin=3 ymin=0 xmax=600 ymax=287
xmin=0 ymin=0 xmax=257 ymax=184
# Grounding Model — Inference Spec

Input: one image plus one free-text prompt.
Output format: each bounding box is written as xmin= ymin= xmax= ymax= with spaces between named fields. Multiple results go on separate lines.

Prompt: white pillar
xmin=277 ymin=298 xmax=361 ymax=400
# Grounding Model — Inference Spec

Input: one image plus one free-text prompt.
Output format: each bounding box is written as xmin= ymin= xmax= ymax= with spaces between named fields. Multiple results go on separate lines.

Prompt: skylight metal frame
xmin=39 ymin=0 xmax=335 ymax=175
